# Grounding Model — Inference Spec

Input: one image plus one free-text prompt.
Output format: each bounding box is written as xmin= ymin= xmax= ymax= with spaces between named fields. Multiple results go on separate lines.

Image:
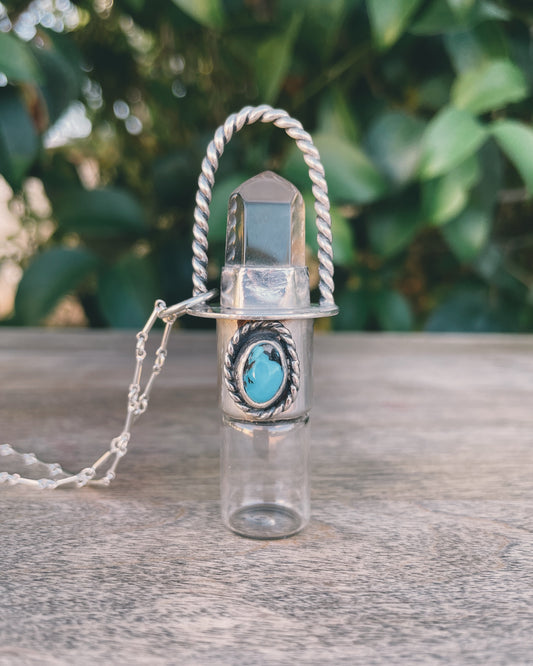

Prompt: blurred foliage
xmin=2 ymin=0 xmax=533 ymax=331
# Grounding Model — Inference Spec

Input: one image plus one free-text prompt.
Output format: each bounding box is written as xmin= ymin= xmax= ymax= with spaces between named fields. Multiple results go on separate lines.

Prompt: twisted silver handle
xmin=191 ymin=105 xmax=335 ymax=307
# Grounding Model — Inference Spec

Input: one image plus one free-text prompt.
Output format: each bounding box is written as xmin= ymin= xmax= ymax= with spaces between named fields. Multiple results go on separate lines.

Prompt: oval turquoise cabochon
xmin=242 ymin=342 xmax=285 ymax=405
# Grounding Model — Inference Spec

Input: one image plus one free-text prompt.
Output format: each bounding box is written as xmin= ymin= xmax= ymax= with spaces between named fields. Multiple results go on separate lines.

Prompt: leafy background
xmin=1 ymin=0 xmax=533 ymax=331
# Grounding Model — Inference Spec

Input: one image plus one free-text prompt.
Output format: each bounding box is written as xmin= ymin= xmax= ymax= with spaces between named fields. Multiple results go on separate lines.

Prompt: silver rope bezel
xmin=223 ymin=321 xmax=300 ymax=420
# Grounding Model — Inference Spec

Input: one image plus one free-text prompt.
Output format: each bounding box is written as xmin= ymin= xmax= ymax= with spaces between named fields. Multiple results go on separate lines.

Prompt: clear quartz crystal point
xmin=226 ymin=170 xmax=305 ymax=268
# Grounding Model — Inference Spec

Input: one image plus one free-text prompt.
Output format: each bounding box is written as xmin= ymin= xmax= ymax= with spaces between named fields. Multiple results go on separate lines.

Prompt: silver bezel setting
xmin=224 ymin=321 xmax=300 ymax=420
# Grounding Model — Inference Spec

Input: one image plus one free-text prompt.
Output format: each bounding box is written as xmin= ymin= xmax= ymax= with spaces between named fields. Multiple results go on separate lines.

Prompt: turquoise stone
xmin=242 ymin=343 xmax=285 ymax=405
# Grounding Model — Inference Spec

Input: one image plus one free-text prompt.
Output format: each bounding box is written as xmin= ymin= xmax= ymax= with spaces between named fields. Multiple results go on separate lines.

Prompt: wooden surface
xmin=1 ymin=329 xmax=533 ymax=665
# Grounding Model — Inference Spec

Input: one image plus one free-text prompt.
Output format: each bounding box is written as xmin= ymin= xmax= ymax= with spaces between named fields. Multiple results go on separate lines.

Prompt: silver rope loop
xmin=191 ymin=105 xmax=335 ymax=306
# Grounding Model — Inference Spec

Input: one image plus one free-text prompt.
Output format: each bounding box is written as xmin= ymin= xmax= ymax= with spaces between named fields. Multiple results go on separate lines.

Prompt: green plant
xmin=1 ymin=0 xmax=533 ymax=331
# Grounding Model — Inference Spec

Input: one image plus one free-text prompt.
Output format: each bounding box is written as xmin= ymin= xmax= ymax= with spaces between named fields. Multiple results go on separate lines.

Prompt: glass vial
xmin=221 ymin=415 xmax=310 ymax=539
xmin=215 ymin=172 xmax=314 ymax=539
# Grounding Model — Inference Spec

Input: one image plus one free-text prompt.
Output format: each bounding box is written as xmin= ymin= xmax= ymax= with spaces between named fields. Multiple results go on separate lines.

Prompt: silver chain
xmin=191 ymin=104 xmax=335 ymax=307
xmin=0 ymin=290 xmax=217 ymax=490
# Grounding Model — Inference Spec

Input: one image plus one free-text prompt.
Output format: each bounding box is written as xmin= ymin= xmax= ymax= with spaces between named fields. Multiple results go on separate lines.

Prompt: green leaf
xmin=333 ymin=289 xmax=370 ymax=330
xmin=283 ymin=133 xmax=388 ymax=205
xmin=209 ymin=173 xmax=249 ymax=244
xmin=153 ymin=151 xmax=198 ymax=207
xmin=33 ymin=42 xmax=83 ymax=124
xmin=254 ymin=14 xmax=301 ymax=103
xmin=425 ymin=286 xmax=517 ymax=332
xmin=97 ymin=253 xmax=159 ymax=328
xmin=411 ymin=0 xmax=470 ymax=34
xmin=123 ymin=0 xmax=144 ymax=10
xmin=14 ymin=248 xmax=98 ymax=325
xmin=367 ymin=193 xmax=421 ymax=257
xmin=317 ymin=88 xmax=359 ymax=143
xmin=422 ymin=155 xmax=480 ymax=226
xmin=509 ymin=23 xmax=533 ymax=89
xmin=373 ymin=290 xmax=413 ymax=331
xmin=444 ymin=23 xmax=509 ymax=73
xmin=411 ymin=0 xmax=508 ymax=35
xmin=364 ymin=111 xmax=426 ymax=186
xmin=417 ymin=73 xmax=453 ymax=110
xmin=171 ymin=0 xmax=224 ymax=28
xmin=418 ymin=107 xmax=487 ymax=180
xmin=447 ymin=0 xmax=476 ymax=19
xmin=0 ymin=88 xmax=39 ymax=190
xmin=490 ymin=120 xmax=533 ymax=194
xmin=474 ymin=244 xmax=526 ymax=295
xmin=452 ymin=59 xmax=528 ymax=114
xmin=442 ymin=206 xmax=491 ymax=262
xmin=366 ymin=0 xmax=424 ymax=49
xmin=0 ymin=32 xmax=42 ymax=84
xmin=282 ymin=0 xmax=349 ymax=59
xmin=470 ymin=139 xmax=503 ymax=214
xmin=303 ymin=194 xmax=355 ymax=267
xmin=478 ymin=1 xmax=511 ymax=21
xmin=56 ymin=188 xmax=148 ymax=237
xmin=422 ymin=184 xmax=464 ymax=228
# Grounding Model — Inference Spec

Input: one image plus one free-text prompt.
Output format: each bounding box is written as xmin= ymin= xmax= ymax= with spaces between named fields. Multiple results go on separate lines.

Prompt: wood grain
xmin=1 ymin=330 xmax=533 ymax=665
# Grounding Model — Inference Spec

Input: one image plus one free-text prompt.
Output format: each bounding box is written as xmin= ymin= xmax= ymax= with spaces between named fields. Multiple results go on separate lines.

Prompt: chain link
xmin=0 ymin=290 xmax=217 ymax=490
